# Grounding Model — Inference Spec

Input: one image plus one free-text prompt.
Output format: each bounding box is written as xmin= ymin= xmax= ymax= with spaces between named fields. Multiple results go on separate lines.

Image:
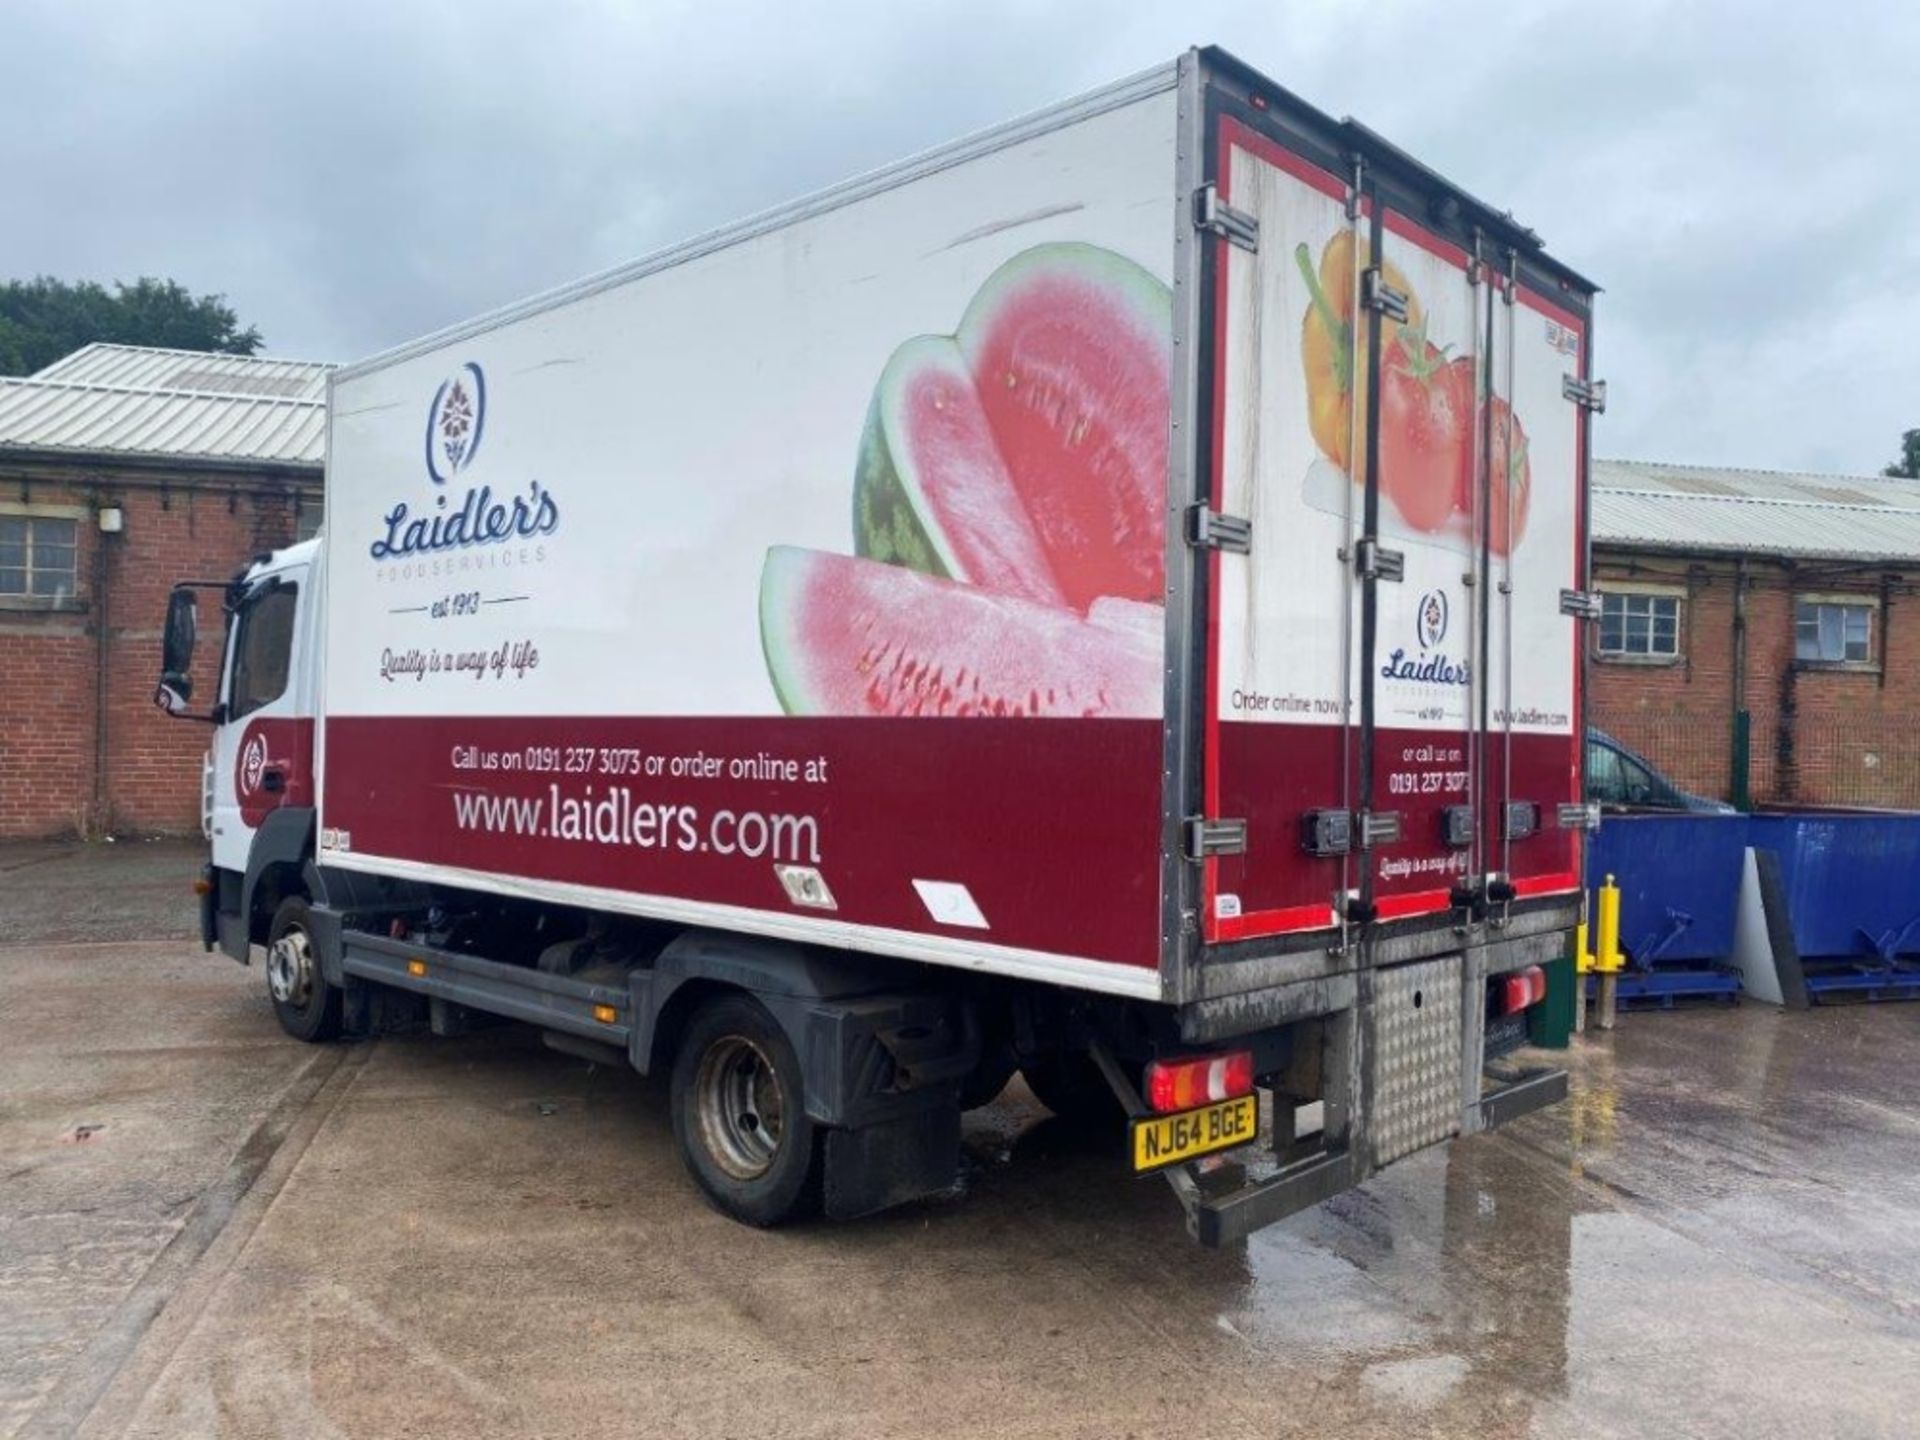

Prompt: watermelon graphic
xmin=854 ymin=335 xmax=1066 ymax=608
xmin=760 ymin=547 xmax=1160 ymax=718
xmin=764 ymin=243 xmax=1171 ymax=719
xmin=855 ymin=244 xmax=1171 ymax=610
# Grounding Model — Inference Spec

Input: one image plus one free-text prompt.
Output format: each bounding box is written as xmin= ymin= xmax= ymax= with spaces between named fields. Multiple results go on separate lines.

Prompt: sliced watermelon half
xmin=759 ymin=546 xmax=1159 ymax=719
xmin=958 ymin=243 xmax=1172 ymax=610
xmin=853 ymin=243 xmax=1172 ymax=613
xmin=854 ymin=335 xmax=1065 ymax=608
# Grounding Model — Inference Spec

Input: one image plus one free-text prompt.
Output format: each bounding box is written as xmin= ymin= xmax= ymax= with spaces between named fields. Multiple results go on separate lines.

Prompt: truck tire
xmin=266 ymin=897 xmax=341 ymax=1042
xmin=670 ymin=993 xmax=821 ymax=1227
xmin=1021 ymin=1052 xmax=1122 ymax=1126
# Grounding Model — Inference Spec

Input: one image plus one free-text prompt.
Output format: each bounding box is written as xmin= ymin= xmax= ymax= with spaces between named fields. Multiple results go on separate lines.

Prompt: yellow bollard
xmin=1595 ymin=874 xmax=1623 ymax=1030
xmin=1595 ymin=876 xmax=1623 ymax=974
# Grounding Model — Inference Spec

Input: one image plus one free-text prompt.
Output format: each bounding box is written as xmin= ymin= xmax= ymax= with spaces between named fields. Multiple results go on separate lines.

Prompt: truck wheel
xmin=1021 ymin=1051 xmax=1121 ymax=1125
xmin=670 ymin=994 xmax=820 ymax=1227
xmin=266 ymin=897 xmax=341 ymax=1042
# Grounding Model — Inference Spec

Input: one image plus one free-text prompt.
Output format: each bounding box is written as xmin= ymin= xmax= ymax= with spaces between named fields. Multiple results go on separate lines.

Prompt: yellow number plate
xmin=1131 ymin=1094 xmax=1259 ymax=1173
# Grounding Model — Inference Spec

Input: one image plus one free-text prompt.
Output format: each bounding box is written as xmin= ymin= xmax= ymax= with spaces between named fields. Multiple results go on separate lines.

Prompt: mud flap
xmin=823 ymin=1099 xmax=961 ymax=1219
xmin=198 ymin=864 xmax=219 ymax=952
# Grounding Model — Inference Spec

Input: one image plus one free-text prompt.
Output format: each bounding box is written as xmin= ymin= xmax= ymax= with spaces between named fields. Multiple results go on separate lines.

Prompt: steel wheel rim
xmin=694 ymin=1034 xmax=785 ymax=1180
xmin=268 ymin=927 xmax=314 ymax=1007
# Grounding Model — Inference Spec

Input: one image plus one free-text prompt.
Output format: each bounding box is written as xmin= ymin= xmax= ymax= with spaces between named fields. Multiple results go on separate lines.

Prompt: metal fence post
xmin=1730 ymin=708 xmax=1751 ymax=812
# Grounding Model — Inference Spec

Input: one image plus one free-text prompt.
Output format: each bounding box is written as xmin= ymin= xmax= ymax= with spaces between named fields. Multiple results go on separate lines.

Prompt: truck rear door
xmin=1196 ymin=112 xmax=1586 ymax=945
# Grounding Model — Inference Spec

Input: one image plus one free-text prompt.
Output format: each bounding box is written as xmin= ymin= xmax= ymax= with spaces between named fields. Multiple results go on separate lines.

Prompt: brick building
xmin=4 ymin=350 xmax=1908 ymax=833
xmin=1590 ymin=459 xmax=1920 ymax=809
xmin=0 ymin=344 xmax=329 ymax=839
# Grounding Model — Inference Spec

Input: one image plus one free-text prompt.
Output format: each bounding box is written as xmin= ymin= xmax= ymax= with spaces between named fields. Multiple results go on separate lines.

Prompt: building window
xmin=1598 ymin=590 xmax=1681 ymax=659
xmin=1795 ymin=598 xmax=1874 ymax=666
xmin=0 ymin=515 xmax=79 ymax=601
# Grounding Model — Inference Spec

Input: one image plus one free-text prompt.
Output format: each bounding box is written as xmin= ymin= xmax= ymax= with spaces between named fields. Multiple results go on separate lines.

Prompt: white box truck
xmin=156 ymin=48 xmax=1601 ymax=1244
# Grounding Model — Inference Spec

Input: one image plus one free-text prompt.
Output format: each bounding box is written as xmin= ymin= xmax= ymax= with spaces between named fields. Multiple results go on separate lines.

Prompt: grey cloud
xmin=3 ymin=0 xmax=1914 ymax=473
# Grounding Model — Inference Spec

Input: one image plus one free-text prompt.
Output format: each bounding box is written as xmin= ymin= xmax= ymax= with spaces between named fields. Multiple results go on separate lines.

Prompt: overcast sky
xmin=5 ymin=0 xmax=1915 ymax=474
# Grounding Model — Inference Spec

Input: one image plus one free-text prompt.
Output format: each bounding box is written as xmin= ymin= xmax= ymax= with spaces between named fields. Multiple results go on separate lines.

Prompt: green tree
xmin=0 ymin=276 xmax=262 ymax=375
xmin=1885 ymin=428 xmax=1920 ymax=479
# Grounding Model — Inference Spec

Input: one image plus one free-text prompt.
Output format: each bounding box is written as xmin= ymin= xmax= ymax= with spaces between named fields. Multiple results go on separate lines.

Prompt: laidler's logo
xmin=1382 ymin=588 xmax=1470 ymax=686
xmin=369 ymin=361 xmax=561 ymax=561
xmin=1416 ymin=589 xmax=1448 ymax=649
xmin=426 ymin=362 xmax=485 ymax=482
xmin=239 ymin=731 xmax=268 ymax=796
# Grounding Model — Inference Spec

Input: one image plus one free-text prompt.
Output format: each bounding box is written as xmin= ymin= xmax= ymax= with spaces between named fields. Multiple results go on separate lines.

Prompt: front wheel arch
xmin=249 ymin=860 xmax=307 ymax=946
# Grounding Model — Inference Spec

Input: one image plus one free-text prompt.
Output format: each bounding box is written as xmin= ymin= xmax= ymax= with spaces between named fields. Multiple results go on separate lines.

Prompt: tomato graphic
xmin=1295 ymin=235 xmax=1423 ymax=477
xmin=1377 ymin=325 xmax=1470 ymax=533
xmin=1486 ymin=393 xmax=1531 ymax=556
xmin=1436 ymin=359 xmax=1533 ymax=556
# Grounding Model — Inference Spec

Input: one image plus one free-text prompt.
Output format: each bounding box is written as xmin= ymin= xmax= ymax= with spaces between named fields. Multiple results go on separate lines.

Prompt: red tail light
xmin=1499 ymin=966 xmax=1547 ymax=1014
xmin=1145 ymin=1051 xmax=1254 ymax=1113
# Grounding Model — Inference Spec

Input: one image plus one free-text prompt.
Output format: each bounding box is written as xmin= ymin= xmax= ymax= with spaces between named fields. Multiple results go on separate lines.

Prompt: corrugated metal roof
xmin=1593 ymin=459 xmax=1920 ymax=563
xmin=32 ymin=343 xmax=333 ymax=401
xmin=0 ymin=344 xmax=330 ymax=469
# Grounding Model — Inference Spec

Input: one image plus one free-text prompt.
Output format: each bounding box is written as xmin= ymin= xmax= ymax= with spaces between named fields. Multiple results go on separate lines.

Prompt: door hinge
xmin=1359 ymin=810 xmax=1403 ymax=849
xmin=1185 ymin=817 xmax=1247 ymax=860
xmin=1362 ymin=267 xmax=1412 ymax=323
xmin=1186 ymin=504 xmax=1252 ymax=554
xmin=1355 ymin=536 xmax=1405 ymax=582
xmin=1193 ymin=183 xmax=1259 ymax=251
xmin=1563 ymin=375 xmax=1608 ymax=412
xmin=1559 ymin=588 xmax=1602 ymax=620
xmin=1557 ymin=801 xmax=1602 ymax=832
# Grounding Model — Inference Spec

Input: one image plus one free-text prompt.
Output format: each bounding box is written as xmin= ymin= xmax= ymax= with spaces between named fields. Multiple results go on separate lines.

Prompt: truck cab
xmin=158 ymin=540 xmax=319 ymax=968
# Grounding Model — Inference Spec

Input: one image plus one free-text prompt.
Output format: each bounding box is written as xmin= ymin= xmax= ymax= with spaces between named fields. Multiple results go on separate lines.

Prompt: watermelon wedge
xmin=958 ymin=244 xmax=1172 ymax=609
xmin=760 ymin=547 xmax=1159 ymax=719
xmin=854 ymin=244 xmax=1171 ymax=612
xmin=854 ymin=336 xmax=1066 ymax=607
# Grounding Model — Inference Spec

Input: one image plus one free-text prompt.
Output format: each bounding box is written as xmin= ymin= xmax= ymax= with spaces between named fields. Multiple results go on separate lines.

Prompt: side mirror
xmin=163 ymin=588 xmax=198 ymax=675
xmin=155 ymin=588 xmax=216 ymax=722
xmin=154 ymin=674 xmax=192 ymax=713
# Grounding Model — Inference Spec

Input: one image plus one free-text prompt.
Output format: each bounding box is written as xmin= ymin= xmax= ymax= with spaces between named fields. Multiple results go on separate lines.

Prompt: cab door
xmin=210 ymin=565 xmax=313 ymax=874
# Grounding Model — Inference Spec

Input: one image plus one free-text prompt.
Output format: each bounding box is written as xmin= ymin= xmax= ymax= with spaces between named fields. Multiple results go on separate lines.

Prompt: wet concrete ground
xmin=0 ymin=839 xmax=199 ymax=948
xmin=3 ymin=844 xmax=1918 ymax=1438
